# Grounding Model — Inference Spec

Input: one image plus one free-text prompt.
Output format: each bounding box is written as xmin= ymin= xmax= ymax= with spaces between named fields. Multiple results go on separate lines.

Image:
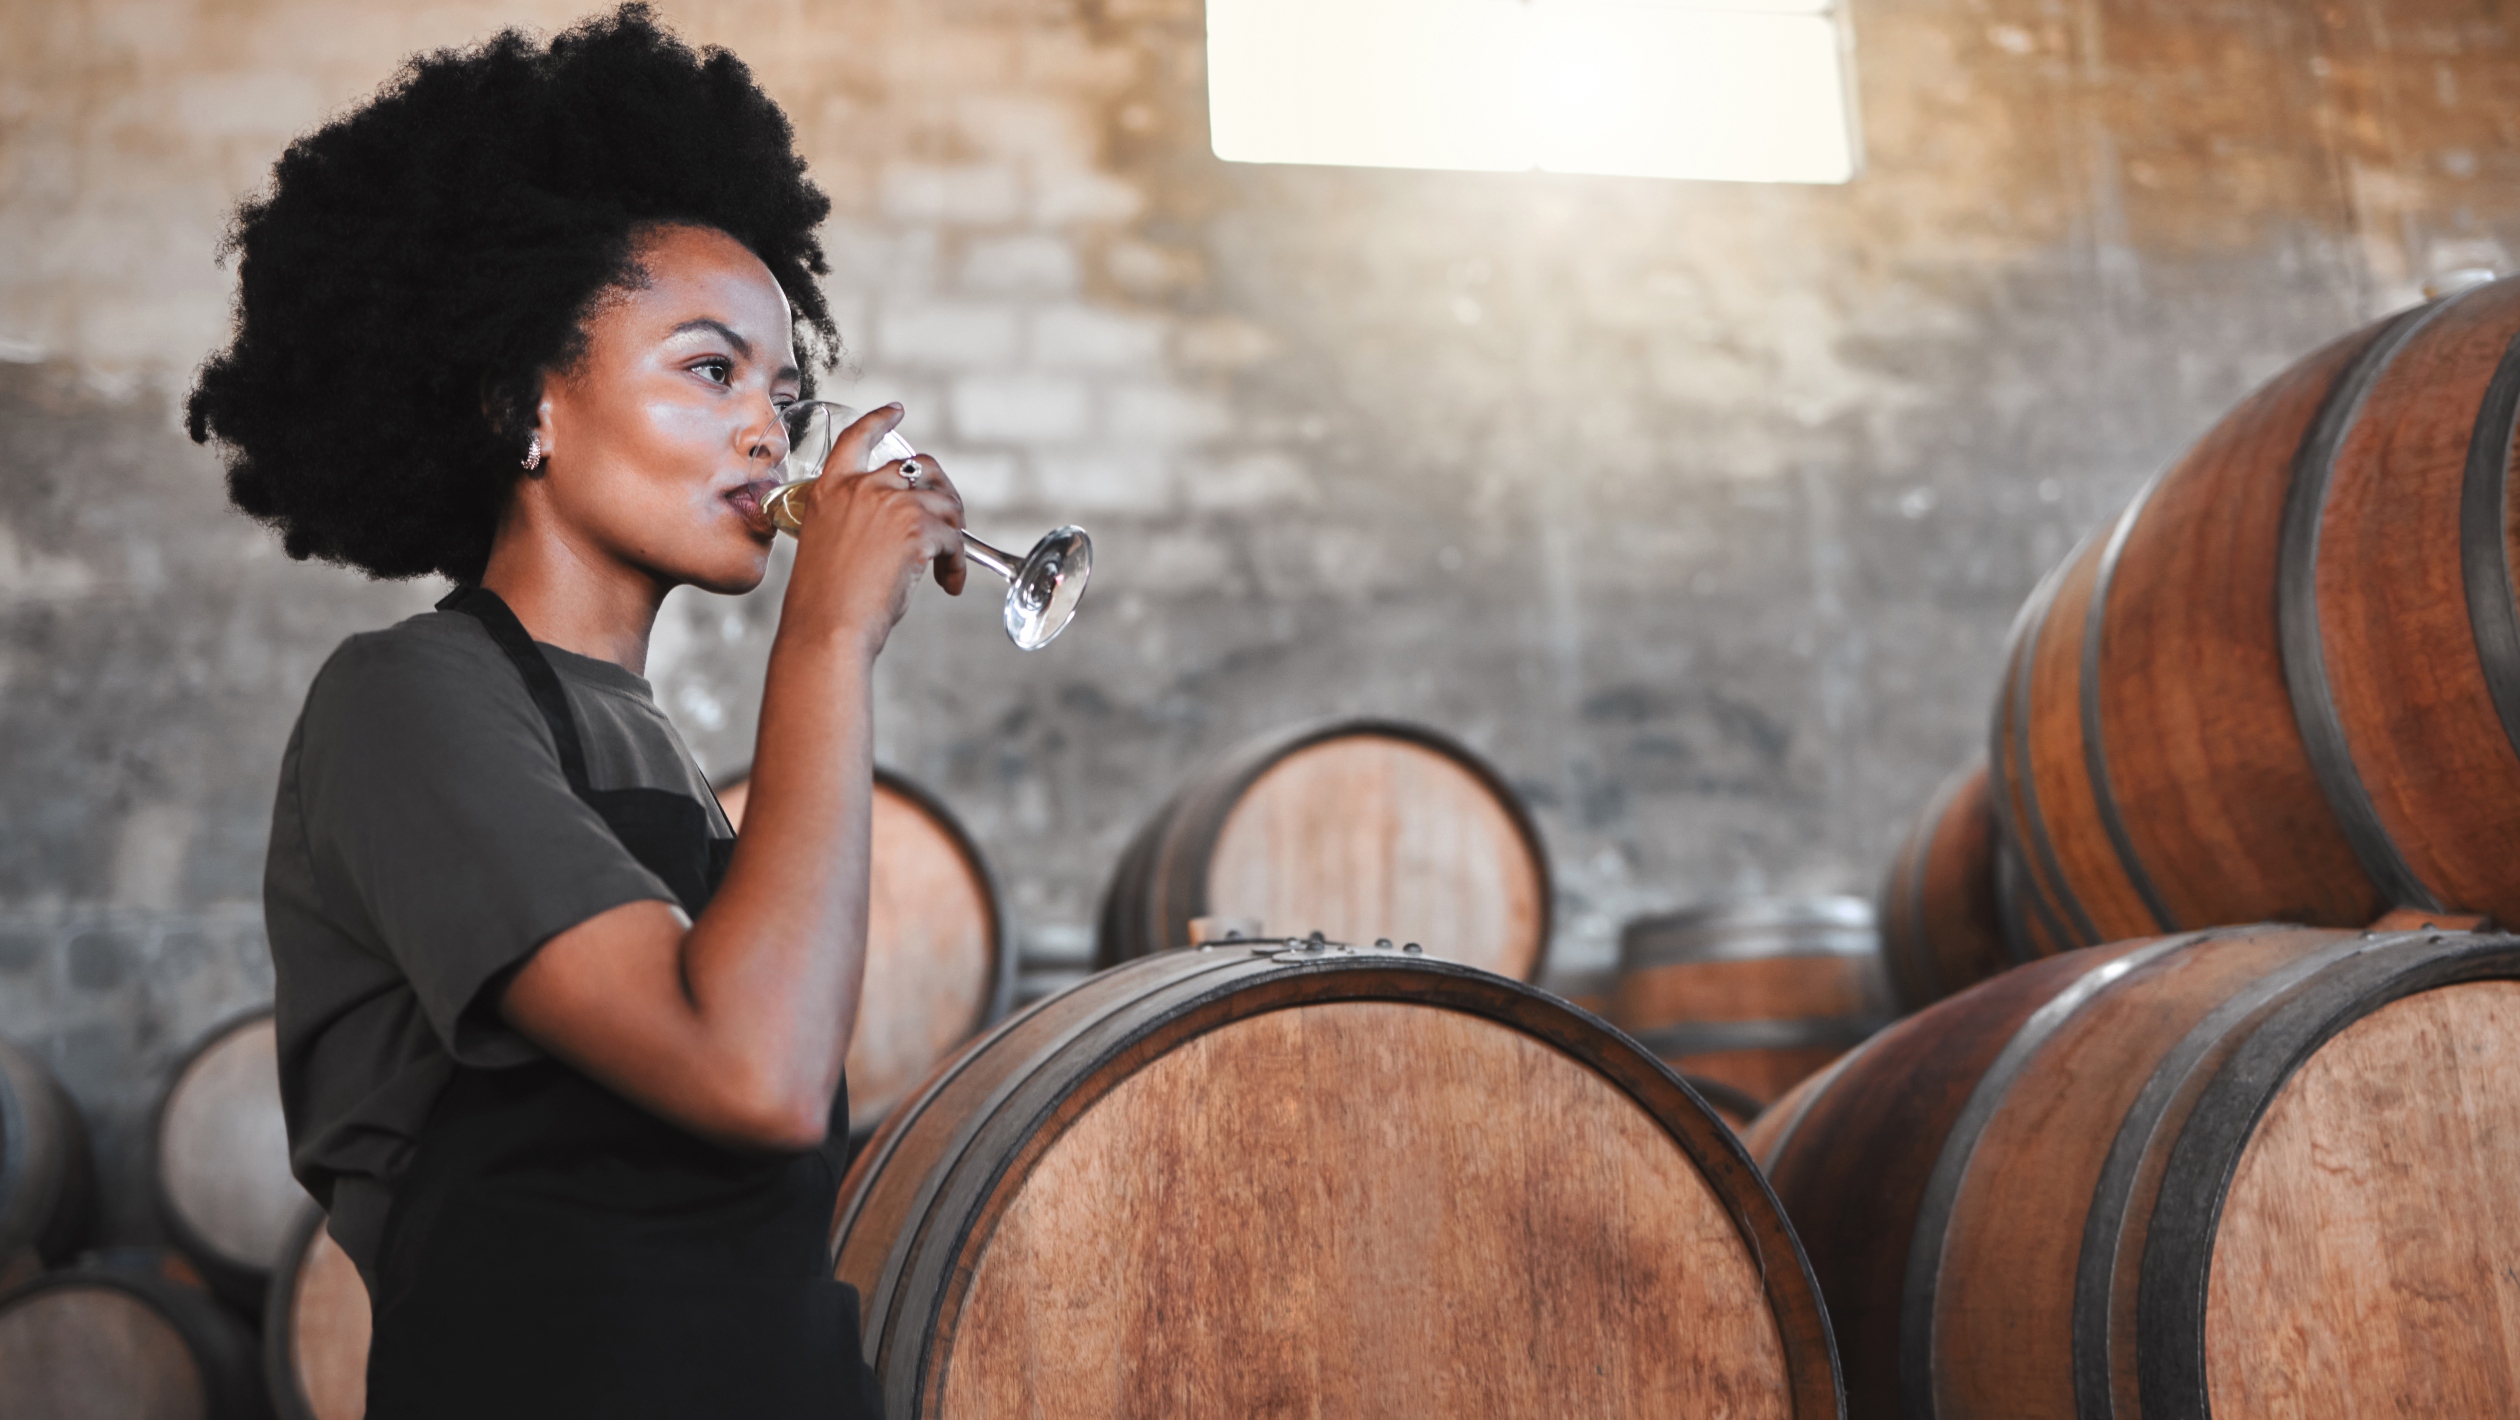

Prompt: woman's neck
xmin=478 ymin=502 xmax=668 ymax=677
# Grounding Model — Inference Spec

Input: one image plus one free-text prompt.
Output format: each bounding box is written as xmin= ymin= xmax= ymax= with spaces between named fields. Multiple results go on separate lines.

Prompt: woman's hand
xmin=776 ymin=403 xmax=965 ymax=659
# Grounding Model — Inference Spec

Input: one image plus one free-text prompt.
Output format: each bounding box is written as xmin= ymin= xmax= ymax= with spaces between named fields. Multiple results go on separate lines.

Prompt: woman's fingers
xmin=790 ymin=457 xmax=964 ymax=595
xmin=890 ymin=457 xmax=968 ymax=596
xmin=823 ymin=402 xmax=906 ymax=479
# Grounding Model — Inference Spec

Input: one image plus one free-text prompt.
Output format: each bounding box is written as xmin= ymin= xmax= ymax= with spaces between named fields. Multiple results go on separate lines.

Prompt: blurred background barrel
xmin=151 ymin=1010 xmax=301 ymax=1308
xmin=0 ymin=1261 xmax=270 ymax=1420
xmin=1744 ymin=924 xmax=2520 ymax=1419
xmin=264 ymin=1202 xmax=367 ymax=1420
xmin=1876 ymin=759 xmax=2013 ymax=1011
xmin=0 ymin=1036 xmax=95 ymax=1281
xmin=1993 ymin=277 xmax=2520 ymax=953
xmin=833 ymin=946 xmax=1837 ymax=1419
xmin=1535 ymin=964 xmax=1618 ymax=1017
xmin=719 ymin=765 xmax=1013 ymax=1135
xmin=1095 ymin=719 xmax=1551 ymax=979
xmin=1610 ymin=897 xmax=1891 ymax=1110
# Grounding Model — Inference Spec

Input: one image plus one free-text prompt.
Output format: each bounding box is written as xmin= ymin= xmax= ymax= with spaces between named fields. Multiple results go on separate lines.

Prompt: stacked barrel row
xmin=1886 ymin=274 xmax=2520 ymax=1000
xmin=1751 ymin=923 xmax=2520 ymax=1417
xmin=1798 ymin=275 xmax=2520 ymax=1418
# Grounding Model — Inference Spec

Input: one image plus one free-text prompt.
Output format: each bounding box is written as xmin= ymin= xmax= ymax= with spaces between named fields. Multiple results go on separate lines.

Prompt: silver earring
xmin=522 ymin=434 xmax=544 ymax=471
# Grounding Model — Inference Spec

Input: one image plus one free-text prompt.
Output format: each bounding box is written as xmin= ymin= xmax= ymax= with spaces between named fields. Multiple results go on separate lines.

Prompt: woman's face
xmin=528 ymin=223 xmax=801 ymax=595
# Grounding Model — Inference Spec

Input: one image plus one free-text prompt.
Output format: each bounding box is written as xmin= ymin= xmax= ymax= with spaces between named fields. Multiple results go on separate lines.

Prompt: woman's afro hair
xmin=187 ymin=5 xmax=837 ymax=582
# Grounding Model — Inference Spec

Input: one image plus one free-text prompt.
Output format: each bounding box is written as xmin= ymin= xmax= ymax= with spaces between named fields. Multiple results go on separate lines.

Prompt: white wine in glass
xmin=760 ymin=401 xmax=1091 ymax=651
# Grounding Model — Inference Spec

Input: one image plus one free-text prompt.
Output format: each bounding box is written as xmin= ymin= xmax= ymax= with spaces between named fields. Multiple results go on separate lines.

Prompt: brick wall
xmin=7 ymin=0 xmax=2520 ymax=1239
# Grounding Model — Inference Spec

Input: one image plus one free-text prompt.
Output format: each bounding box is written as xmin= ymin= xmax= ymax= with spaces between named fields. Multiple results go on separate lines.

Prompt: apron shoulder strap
xmin=437 ymin=584 xmax=593 ymax=793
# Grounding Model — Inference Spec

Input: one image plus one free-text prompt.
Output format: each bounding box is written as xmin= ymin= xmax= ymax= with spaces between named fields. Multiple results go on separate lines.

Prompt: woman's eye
xmin=693 ymin=358 xmax=733 ymax=384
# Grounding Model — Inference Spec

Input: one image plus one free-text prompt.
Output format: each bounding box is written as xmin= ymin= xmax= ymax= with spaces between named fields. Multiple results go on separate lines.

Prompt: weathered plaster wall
xmin=6 ymin=0 xmax=2519 ymax=1240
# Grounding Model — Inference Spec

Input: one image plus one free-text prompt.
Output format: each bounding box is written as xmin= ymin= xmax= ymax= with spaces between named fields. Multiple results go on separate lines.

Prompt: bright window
xmin=1205 ymin=0 xmax=1861 ymax=185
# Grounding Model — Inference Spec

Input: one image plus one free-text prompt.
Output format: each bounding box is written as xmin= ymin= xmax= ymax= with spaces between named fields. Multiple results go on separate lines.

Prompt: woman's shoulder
xmin=302 ymin=610 xmax=537 ymax=745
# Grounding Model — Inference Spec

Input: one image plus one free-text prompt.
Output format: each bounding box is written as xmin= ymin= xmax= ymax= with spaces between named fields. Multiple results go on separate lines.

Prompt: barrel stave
xmin=1989 ymin=576 xmax=2094 ymax=956
xmin=2316 ymin=282 xmax=2520 ymax=919
xmin=2018 ymin=521 xmax=2166 ymax=945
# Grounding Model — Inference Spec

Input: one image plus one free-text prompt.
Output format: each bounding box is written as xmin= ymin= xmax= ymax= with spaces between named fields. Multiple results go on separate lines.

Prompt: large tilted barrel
xmin=720 ymin=765 xmax=1014 ymax=1133
xmin=1743 ymin=924 xmax=2520 ymax=1419
xmin=0 ymin=1262 xmax=270 ymax=1420
xmin=1875 ymin=759 xmax=2013 ymax=1010
xmin=1610 ymin=897 xmax=1892 ymax=1109
xmin=833 ymin=943 xmax=1839 ymax=1418
xmin=264 ymin=1202 xmax=368 ymax=1420
xmin=0 ymin=1035 xmax=95 ymax=1275
xmin=151 ymin=1010 xmax=304 ymax=1306
xmin=1995 ymin=277 xmax=2520 ymax=951
xmin=1095 ymin=719 xmax=1552 ymax=978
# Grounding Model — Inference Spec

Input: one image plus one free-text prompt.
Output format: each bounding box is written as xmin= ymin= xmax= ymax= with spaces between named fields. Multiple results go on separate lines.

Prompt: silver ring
xmin=899 ymin=458 xmax=921 ymax=486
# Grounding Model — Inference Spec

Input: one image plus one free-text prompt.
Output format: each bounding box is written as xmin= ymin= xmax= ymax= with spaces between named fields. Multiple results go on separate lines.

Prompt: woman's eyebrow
xmin=667 ymin=318 xmax=799 ymax=383
xmin=669 ymin=318 xmax=753 ymax=358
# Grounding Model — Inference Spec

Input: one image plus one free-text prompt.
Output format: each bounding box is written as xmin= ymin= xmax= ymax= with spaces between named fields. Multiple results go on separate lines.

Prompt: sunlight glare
xmin=1206 ymin=0 xmax=1860 ymax=184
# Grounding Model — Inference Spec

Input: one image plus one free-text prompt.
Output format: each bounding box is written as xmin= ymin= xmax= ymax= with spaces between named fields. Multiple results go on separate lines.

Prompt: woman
xmin=186 ymin=9 xmax=955 ymax=1414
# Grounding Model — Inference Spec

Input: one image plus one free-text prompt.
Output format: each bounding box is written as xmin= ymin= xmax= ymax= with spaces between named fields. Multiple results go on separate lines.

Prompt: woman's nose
xmin=743 ymin=403 xmax=790 ymax=468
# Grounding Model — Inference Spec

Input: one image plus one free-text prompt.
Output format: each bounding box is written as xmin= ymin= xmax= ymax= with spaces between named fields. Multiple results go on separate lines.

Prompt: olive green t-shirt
xmin=263 ymin=610 xmax=732 ymax=1280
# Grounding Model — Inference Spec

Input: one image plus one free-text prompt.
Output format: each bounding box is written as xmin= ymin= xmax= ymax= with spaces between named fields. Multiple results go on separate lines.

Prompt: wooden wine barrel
xmin=1995 ymin=276 xmax=2520 ymax=951
xmin=1094 ymin=719 xmax=1552 ymax=979
xmin=264 ymin=1203 xmax=368 ymax=1420
xmin=0 ymin=1035 xmax=95 ymax=1273
xmin=151 ymin=1010 xmax=302 ymax=1307
xmin=1610 ymin=897 xmax=1893 ymax=1108
xmin=1742 ymin=923 xmax=2520 ymax=1419
xmin=1877 ymin=759 xmax=2015 ymax=1011
xmin=716 ymin=765 xmax=1014 ymax=1133
xmin=0 ymin=1264 xmax=269 ymax=1420
xmin=832 ymin=942 xmax=1838 ymax=1418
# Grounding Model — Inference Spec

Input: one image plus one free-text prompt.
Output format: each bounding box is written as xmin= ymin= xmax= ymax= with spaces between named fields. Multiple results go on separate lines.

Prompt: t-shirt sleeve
xmin=293 ymin=627 xmax=676 ymax=1068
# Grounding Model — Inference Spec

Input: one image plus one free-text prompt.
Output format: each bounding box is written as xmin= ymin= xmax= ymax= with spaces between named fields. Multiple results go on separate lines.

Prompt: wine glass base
xmin=1005 ymin=526 xmax=1091 ymax=650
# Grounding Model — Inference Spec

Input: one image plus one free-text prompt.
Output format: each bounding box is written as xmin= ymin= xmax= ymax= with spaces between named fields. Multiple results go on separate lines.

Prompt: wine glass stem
xmin=960 ymin=531 xmax=1019 ymax=583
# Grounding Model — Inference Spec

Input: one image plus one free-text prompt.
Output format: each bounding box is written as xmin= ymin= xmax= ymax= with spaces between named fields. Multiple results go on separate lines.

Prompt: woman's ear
xmin=480 ymin=370 xmax=553 ymax=473
xmin=524 ymin=392 xmax=557 ymax=474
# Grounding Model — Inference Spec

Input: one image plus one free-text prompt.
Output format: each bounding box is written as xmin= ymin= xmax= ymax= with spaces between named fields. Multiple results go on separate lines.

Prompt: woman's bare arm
xmin=498 ymin=415 xmax=966 ymax=1151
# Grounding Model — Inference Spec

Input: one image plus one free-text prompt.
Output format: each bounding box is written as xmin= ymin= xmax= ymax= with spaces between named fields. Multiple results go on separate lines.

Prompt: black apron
xmin=364 ymin=586 xmax=878 ymax=1419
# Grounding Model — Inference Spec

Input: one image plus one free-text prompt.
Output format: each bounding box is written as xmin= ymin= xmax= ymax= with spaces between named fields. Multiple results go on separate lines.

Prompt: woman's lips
xmin=725 ymin=480 xmax=780 ymax=532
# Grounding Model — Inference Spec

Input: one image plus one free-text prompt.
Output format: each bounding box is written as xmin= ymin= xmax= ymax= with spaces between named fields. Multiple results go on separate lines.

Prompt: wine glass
xmin=760 ymin=401 xmax=1092 ymax=651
